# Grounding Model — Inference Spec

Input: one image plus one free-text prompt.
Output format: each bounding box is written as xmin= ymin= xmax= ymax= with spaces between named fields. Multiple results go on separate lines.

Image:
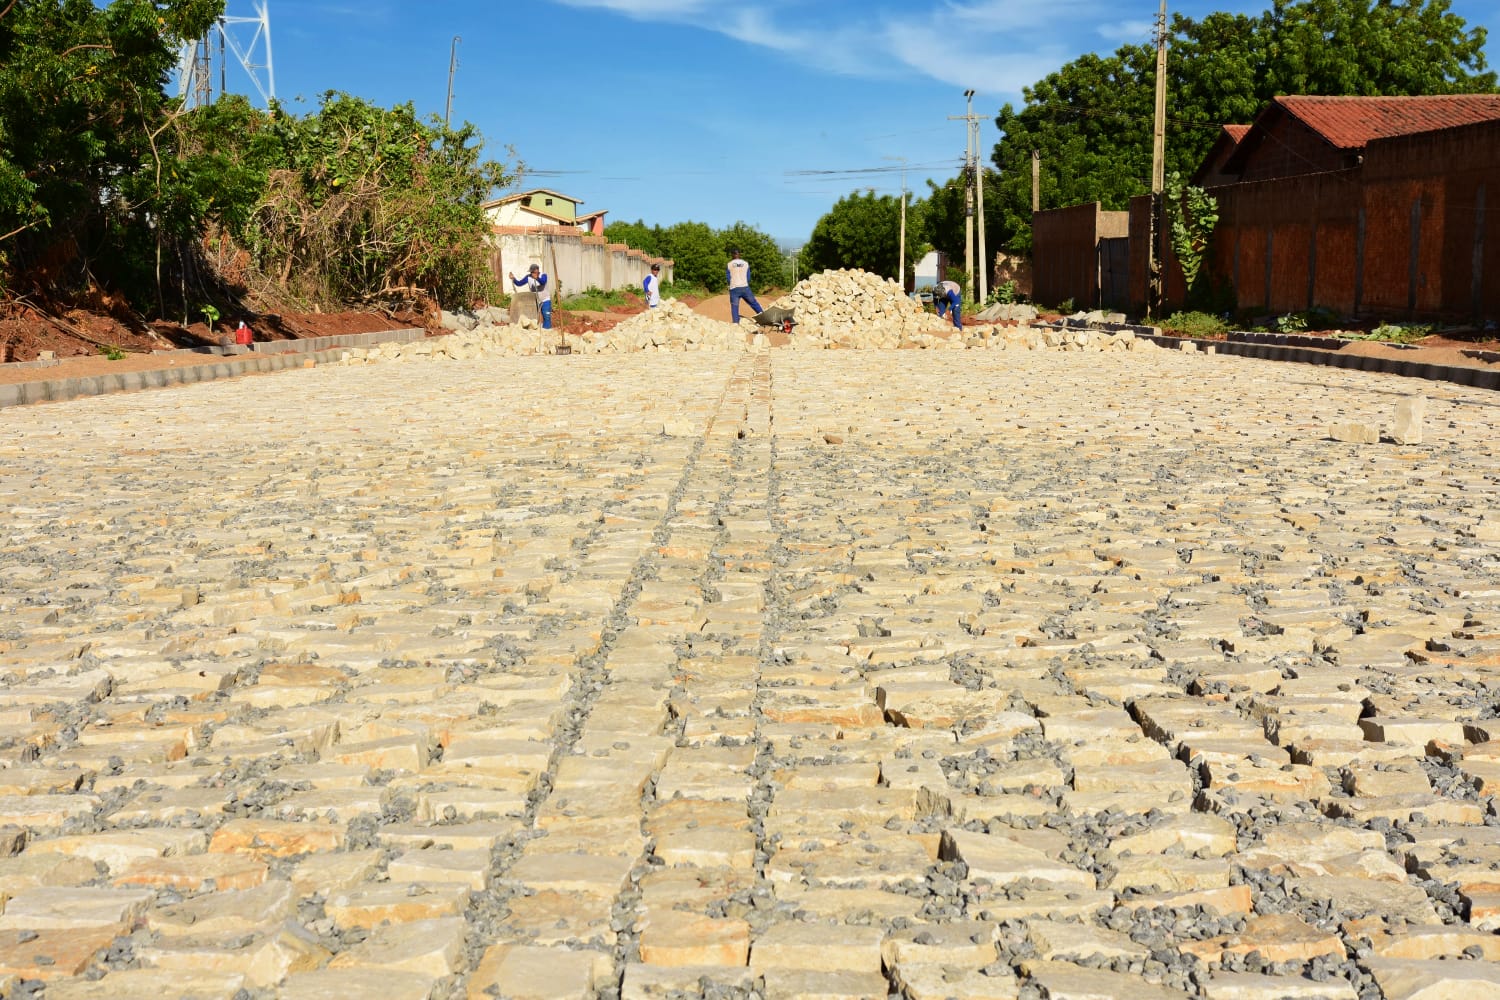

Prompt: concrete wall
xmin=490 ymin=227 xmax=673 ymax=300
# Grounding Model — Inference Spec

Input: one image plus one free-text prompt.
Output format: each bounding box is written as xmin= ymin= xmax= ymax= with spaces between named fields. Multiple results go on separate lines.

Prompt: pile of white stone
xmin=768 ymin=270 xmax=955 ymax=349
xmin=768 ymin=270 xmax=1159 ymax=354
xmin=337 ymin=300 xmax=744 ymax=364
xmin=333 ymin=276 xmax=1165 ymax=365
xmin=580 ymin=299 xmax=743 ymax=353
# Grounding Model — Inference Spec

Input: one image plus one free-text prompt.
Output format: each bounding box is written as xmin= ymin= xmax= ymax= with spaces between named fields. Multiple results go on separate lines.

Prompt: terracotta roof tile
xmin=1276 ymin=94 xmax=1500 ymax=149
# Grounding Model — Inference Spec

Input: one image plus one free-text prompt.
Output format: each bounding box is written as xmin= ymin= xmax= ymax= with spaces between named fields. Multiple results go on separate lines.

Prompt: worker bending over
xmin=934 ymin=279 xmax=962 ymax=330
xmin=509 ymin=263 xmax=552 ymax=329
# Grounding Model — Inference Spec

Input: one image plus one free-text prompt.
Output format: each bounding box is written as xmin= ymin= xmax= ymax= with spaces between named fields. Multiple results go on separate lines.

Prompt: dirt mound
xmin=0 ymin=300 xmax=423 ymax=365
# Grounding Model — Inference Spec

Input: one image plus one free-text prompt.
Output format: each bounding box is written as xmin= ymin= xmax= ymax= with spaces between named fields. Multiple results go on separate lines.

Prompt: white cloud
xmin=552 ymin=0 xmax=713 ymax=17
xmin=1096 ymin=18 xmax=1155 ymax=45
xmin=941 ymin=0 xmax=1106 ymax=33
xmin=550 ymin=0 xmax=1094 ymax=100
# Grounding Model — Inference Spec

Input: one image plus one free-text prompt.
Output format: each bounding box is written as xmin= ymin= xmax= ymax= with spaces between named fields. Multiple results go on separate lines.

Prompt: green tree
xmin=656 ymin=221 xmax=723 ymax=290
xmin=227 ymin=92 xmax=514 ymax=307
xmin=992 ymin=0 xmax=1495 ymax=253
xmin=720 ymin=221 xmax=786 ymax=292
xmin=918 ymin=169 xmax=1007 ymax=278
xmin=603 ymin=219 xmax=662 ymax=257
xmin=0 ymin=0 xmax=225 ymax=300
xmin=798 ymin=190 xmax=908 ymax=279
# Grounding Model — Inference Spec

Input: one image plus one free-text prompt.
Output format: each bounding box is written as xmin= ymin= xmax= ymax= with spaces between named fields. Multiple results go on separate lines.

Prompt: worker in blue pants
xmin=726 ymin=248 xmax=763 ymax=324
xmin=509 ymin=263 xmax=552 ymax=329
xmin=934 ymin=279 xmax=962 ymax=330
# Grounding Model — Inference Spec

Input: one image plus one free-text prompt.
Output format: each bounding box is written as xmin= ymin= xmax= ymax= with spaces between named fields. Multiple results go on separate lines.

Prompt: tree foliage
xmin=603 ymin=219 xmax=662 ymax=257
xmin=798 ymin=190 xmax=911 ymax=280
xmin=232 ymin=92 xmax=511 ymax=307
xmin=991 ymin=0 xmax=1496 ymax=253
xmin=0 ymin=0 xmax=224 ymax=297
xmin=606 ymin=218 xmax=784 ymax=292
xmin=1165 ymin=171 xmax=1219 ymax=301
xmin=1 ymin=0 xmax=516 ymax=313
xmin=720 ymin=221 xmax=786 ymax=292
xmin=918 ymin=171 xmax=1005 ymax=279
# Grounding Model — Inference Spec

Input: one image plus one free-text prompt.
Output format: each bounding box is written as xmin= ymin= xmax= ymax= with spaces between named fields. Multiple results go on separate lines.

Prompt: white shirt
xmin=644 ymin=273 xmax=661 ymax=307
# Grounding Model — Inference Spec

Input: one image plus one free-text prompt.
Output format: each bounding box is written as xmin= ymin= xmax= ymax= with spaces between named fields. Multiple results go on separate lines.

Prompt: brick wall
xmin=1131 ymin=117 xmax=1500 ymax=323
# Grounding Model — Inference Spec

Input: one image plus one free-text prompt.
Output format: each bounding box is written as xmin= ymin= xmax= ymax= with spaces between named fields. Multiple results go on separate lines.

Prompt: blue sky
xmin=213 ymin=0 xmax=1497 ymax=246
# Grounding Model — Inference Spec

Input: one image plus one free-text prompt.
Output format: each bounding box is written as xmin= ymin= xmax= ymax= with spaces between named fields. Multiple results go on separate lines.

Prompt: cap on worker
xmin=650 ymin=263 xmax=660 ymax=272
xmin=528 ymin=263 xmax=539 ymax=273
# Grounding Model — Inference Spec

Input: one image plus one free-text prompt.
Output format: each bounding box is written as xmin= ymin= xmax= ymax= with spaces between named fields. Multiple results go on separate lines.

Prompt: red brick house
xmin=1178 ymin=95 xmax=1500 ymax=322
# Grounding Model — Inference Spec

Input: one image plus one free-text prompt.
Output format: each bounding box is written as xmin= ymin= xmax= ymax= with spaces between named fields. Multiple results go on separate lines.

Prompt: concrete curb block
xmin=0 ymin=328 xmax=427 ymax=410
xmin=1044 ymin=319 xmax=1498 ymax=393
xmin=1141 ymin=333 xmax=1500 ymax=392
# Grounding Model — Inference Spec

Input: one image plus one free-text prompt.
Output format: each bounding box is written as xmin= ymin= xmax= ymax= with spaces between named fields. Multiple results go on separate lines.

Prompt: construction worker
xmin=643 ymin=263 xmax=662 ymax=308
xmin=509 ymin=263 xmax=552 ymax=329
xmin=934 ymin=279 xmax=962 ymax=330
xmin=726 ymin=248 xmax=763 ymax=324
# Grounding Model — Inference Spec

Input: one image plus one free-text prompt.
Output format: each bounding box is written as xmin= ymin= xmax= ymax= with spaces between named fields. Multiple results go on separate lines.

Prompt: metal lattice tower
xmin=177 ymin=1 xmax=275 ymax=110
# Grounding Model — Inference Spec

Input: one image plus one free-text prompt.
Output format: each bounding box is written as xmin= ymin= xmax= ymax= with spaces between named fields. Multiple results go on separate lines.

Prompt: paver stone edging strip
xmin=0 ymin=327 xmax=427 ymax=410
xmin=1048 ymin=318 xmax=1500 ymax=392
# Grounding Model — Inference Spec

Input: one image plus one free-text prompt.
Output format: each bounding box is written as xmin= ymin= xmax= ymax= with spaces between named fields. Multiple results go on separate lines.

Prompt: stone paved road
xmin=2 ymin=348 xmax=1499 ymax=1000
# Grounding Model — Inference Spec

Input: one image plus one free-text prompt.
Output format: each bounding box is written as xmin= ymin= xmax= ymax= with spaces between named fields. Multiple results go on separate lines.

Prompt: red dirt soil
xmin=0 ymin=303 xmax=427 ymax=385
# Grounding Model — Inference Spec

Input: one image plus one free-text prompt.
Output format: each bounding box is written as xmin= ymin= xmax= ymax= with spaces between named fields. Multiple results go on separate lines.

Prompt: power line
xmin=785 ymin=159 xmax=961 ymax=178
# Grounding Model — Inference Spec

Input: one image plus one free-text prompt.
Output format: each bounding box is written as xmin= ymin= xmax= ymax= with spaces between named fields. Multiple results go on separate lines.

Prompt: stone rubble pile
xmin=581 ymin=299 xmax=744 ymax=354
xmin=768 ymin=270 xmax=1158 ymax=353
xmin=767 ymin=269 xmax=954 ymax=348
xmin=972 ymin=301 xmax=1040 ymax=323
xmin=339 ymin=275 xmax=1162 ymax=365
xmin=343 ymin=300 xmax=745 ymax=364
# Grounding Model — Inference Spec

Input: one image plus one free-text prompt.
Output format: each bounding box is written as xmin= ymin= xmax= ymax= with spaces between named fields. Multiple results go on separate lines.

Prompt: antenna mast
xmin=178 ymin=1 xmax=276 ymax=110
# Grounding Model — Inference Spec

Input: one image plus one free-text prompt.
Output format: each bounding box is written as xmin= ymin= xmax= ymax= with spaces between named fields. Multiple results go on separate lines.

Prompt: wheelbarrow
xmin=753 ymin=305 xmax=796 ymax=335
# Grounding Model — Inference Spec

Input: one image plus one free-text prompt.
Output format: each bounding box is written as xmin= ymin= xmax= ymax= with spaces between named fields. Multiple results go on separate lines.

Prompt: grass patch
xmin=101 ymin=345 xmax=126 ymax=361
xmin=558 ymin=286 xmax=636 ymax=311
xmin=1160 ymin=311 xmax=1228 ymax=338
xmin=1341 ymin=323 xmax=1433 ymax=345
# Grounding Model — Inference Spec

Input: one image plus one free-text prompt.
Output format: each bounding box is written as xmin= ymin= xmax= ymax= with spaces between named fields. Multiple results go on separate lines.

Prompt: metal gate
xmin=1098 ymin=237 xmax=1130 ymax=310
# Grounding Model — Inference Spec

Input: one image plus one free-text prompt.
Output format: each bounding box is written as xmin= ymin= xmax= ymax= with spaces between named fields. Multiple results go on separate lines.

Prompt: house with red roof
xmin=1195 ymin=95 xmax=1500 ymax=187
xmin=1170 ymin=94 xmax=1500 ymax=323
xmin=483 ymin=188 xmax=609 ymax=236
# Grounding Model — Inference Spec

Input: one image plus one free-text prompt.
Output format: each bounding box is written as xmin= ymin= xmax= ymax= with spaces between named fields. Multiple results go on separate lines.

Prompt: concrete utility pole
xmin=884 ymin=156 xmax=908 ymax=291
xmin=1148 ymin=0 xmax=1168 ymax=316
xmin=445 ymin=36 xmax=461 ymax=129
xmin=1032 ymin=150 xmax=1040 ymax=213
xmin=949 ymin=91 xmax=982 ymax=302
xmin=976 ymin=125 xmax=988 ymax=303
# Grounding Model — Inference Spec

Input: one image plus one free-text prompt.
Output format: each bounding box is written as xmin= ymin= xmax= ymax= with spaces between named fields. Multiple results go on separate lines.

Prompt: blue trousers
xmin=936 ymin=292 xmax=961 ymax=329
xmin=539 ymin=300 xmax=552 ymax=330
xmin=729 ymin=287 xmax=762 ymax=323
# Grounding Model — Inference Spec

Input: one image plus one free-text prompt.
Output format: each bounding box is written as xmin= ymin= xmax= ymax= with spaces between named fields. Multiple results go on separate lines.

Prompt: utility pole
xmin=1148 ymin=0 xmax=1168 ymax=317
xmin=949 ymin=91 xmax=981 ymax=302
xmin=976 ymin=120 xmax=988 ymax=303
xmin=883 ymin=156 xmax=908 ymax=291
xmin=1032 ymin=150 xmax=1040 ymax=213
xmin=445 ymin=35 xmax=461 ymax=129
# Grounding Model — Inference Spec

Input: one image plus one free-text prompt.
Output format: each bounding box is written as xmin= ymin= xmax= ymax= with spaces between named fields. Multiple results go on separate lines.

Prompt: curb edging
xmin=0 ymin=328 xmax=428 ymax=410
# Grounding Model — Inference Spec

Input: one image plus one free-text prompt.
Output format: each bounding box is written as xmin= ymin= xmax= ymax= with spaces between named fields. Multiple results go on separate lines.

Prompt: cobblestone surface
xmin=1 ymin=348 xmax=1499 ymax=999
